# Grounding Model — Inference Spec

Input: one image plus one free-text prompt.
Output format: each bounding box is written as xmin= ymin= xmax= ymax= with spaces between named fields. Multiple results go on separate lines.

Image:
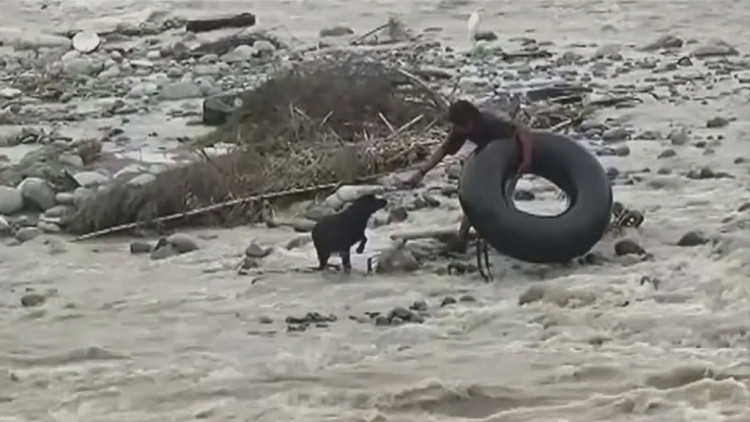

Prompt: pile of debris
xmin=64 ymin=55 xmax=446 ymax=235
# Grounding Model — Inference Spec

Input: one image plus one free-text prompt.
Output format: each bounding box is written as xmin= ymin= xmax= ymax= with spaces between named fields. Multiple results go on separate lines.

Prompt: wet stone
xmin=668 ymin=128 xmax=689 ymax=146
xmin=15 ymin=227 xmax=41 ymax=242
xmin=440 ymin=296 xmax=457 ymax=307
xmin=658 ymin=149 xmax=677 ymax=159
xmin=286 ymin=312 xmax=337 ymax=325
xmin=245 ymin=241 xmax=272 ymax=258
xmin=613 ymin=145 xmax=631 ymax=157
xmin=421 ymin=192 xmax=440 ymax=207
xmin=706 ymin=116 xmax=729 ymax=128
xmin=258 ymin=316 xmax=273 ymax=324
xmin=642 ymin=35 xmax=684 ymax=51
xmin=677 ymin=231 xmax=710 ymax=247
xmin=459 ymin=294 xmax=477 ymax=303
xmin=165 ymin=233 xmax=199 ymax=253
xmin=615 ymin=239 xmax=646 ymax=256
xmin=686 ymin=167 xmax=731 ymax=180
xmin=518 ymin=285 xmax=545 ymax=305
xmin=285 ymin=235 xmax=312 ymax=250
xmin=602 ymin=127 xmax=630 ymax=142
xmin=37 ymin=221 xmax=61 ymax=234
xmin=21 ymin=293 xmax=45 ymax=307
xmin=150 ymin=243 xmax=179 ymax=260
xmin=387 ymin=306 xmax=415 ymax=322
xmin=409 ymin=299 xmax=428 ymax=312
xmin=319 ymin=26 xmax=354 ymax=37
xmin=374 ymin=315 xmax=390 ymax=326
xmin=388 ymin=207 xmax=409 ymax=223
xmin=638 ymin=130 xmax=662 ymax=140
xmin=45 ymin=238 xmax=67 ymax=255
xmin=130 ymin=241 xmax=153 ymax=254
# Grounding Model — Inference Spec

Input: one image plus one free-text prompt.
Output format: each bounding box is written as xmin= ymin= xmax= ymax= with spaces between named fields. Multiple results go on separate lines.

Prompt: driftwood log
xmin=186 ymin=13 xmax=257 ymax=33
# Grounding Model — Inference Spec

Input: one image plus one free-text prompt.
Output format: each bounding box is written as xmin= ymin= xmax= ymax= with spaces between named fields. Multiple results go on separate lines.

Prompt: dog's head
xmin=352 ymin=193 xmax=388 ymax=215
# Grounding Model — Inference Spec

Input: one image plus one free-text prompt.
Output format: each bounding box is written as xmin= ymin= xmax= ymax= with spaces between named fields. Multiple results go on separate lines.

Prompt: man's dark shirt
xmin=445 ymin=111 xmax=517 ymax=155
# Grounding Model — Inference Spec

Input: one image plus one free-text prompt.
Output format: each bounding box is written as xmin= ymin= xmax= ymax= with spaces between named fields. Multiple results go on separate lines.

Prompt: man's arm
xmin=416 ymin=130 xmax=466 ymax=176
xmin=515 ymin=126 xmax=533 ymax=174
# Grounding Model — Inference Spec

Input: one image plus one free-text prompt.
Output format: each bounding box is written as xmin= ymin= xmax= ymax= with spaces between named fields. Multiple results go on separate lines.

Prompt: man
xmin=405 ymin=99 xmax=534 ymax=252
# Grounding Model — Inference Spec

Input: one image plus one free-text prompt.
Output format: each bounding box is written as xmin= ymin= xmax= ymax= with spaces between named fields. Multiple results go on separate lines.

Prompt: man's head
xmin=448 ymin=99 xmax=481 ymax=134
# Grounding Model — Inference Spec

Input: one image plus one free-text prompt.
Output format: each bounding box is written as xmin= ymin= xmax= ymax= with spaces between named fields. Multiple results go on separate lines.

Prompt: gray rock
xmin=59 ymin=153 xmax=84 ymax=168
xmin=602 ymin=127 xmax=630 ymax=142
xmin=614 ymin=239 xmax=646 ymax=256
xmin=706 ymin=116 xmax=729 ymax=128
xmin=202 ymin=95 xmax=235 ymax=126
xmin=99 ymin=65 xmax=121 ymax=79
xmin=245 ymin=241 xmax=272 ymax=258
xmin=38 ymin=221 xmax=61 ymax=233
xmin=286 ymin=235 xmax=312 ymax=250
xmin=166 ymin=233 xmax=199 ymax=253
xmin=0 ymin=186 xmax=24 ymax=215
xmin=130 ymin=241 xmax=153 ymax=254
xmin=127 ymin=82 xmax=159 ymax=98
xmin=55 ymin=192 xmax=75 ymax=205
xmin=196 ymin=76 xmax=220 ymax=96
xmin=658 ymin=148 xmax=677 ymax=159
xmin=519 ymin=285 xmax=546 ymax=305
xmin=45 ymin=238 xmax=67 ymax=255
xmin=114 ymin=164 xmax=148 ymax=180
xmin=677 ymin=231 xmax=710 ymax=246
xmin=193 ymin=64 xmax=223 ymax=76
xmin=72 ymin=171 xmax=110 ymax=188
xmin=21 ymin=293 xmax=45 ymax=307
xmin=613 ymin=145 xmax=630 ymax=157
xmin=62 ymin=56 xmax=103 ymax=76
xmin=692 ymin=41 xmax=739 ymax=58
xmin=668 ymin=128 xmax=689 ymax=145
xmin=44 ymin=204 xmax=74 ymax=218
xmin=474 ymin=30 xmax=498 ymax=41
xmin=160 ymin=80 xmax=203 ymax=100
xmin=642 ymin=35 xmax=683 ymax=51
xmin=126 ymin=173 xmax=156 ymax=187
xmin=150 ymin=243 xmax=179 ymax=260
xmin=221 ymin=44 xmax=255 ymax=62
xmin=376 ymin=243 xmax=419 ymax=274
xmin=252 ymin=40 xmax=275 ymax=57
xmin=0 ymin=87 xmax=22 ymax=99
xmin=388 ymin=207 xmax=409 ymax=223
xmin=638 ymin=130 xmax=662 ymax=140
xmin=18 ymin=177 xmax=56 ymax=210
xmin=0 ymin=215 xmax=10 ymax=235
xmin=319 ymin=26 xmax=355 ymax=37
xmin=15 ymin=227 xmax=41 ymax=242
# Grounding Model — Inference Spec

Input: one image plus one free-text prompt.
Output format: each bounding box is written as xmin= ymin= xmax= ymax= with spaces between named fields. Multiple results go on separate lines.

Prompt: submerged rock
xmin=677 ymin=231 xmax=710 ymax=246
xmin=0 ymin=186 xmax=24 ymax=215
xmin=18 ymin=177 xmax=56 ymax=210
xmin=376 ymin=243 xmax=419 ymax=274
xmin=615 ymin=239 xmax=646 ymax=256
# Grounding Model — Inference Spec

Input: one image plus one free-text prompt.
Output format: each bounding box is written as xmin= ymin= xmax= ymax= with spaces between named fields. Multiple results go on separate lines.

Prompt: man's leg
xmin=450 ymin=214 xmax=471 ymax=253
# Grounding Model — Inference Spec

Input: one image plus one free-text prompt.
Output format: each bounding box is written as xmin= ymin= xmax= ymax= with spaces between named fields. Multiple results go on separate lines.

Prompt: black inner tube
xmin=458 ymin=130 xmax=613 ymax=264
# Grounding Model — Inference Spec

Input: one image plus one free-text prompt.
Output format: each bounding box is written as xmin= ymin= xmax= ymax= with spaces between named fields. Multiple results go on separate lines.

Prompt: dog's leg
xmin=340 ymin=249 xmax=352 ymax=274
xmin=316 ymin=250 xmax=331 ymax=271
xmin=356 ymin=236 xmax=367 ymax=254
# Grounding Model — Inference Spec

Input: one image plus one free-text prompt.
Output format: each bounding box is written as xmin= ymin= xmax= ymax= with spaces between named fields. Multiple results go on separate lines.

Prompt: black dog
xmin=311 ymin=193 xmax=387 ymax=273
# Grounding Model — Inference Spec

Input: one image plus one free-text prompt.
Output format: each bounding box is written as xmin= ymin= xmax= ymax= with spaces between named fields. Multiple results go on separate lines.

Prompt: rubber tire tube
xmin=458 ymin=130 xmax=613 ymax=264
